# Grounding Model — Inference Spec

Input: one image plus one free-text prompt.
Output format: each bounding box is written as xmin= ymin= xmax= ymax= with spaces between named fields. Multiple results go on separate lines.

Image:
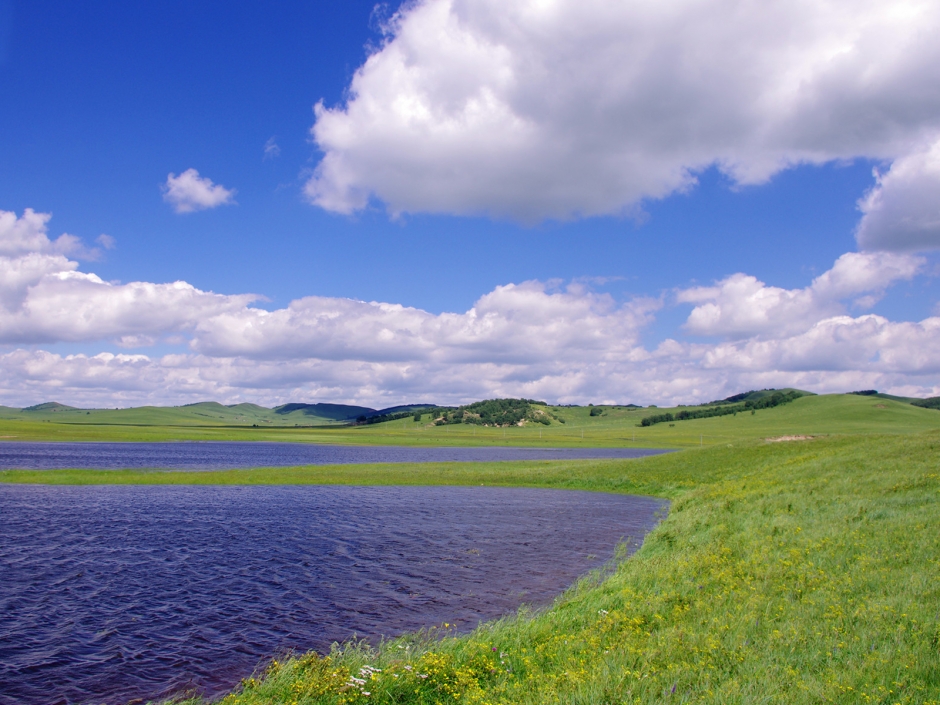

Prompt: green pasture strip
xmin=0 ymin=458 xmax=697 ymax=499
xmin=130 ymin=431 xmax=940 ymax=705
xmin=2 ymin=394 xmax=940 ymax=446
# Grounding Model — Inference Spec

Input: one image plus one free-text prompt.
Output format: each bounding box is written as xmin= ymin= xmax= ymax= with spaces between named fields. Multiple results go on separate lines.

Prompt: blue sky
xmin=1 ymin=0 xmax=939 ymax=408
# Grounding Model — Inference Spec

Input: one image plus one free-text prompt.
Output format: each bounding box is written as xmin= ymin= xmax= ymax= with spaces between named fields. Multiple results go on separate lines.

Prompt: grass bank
xmin=125 ymin=432 xmax=940 ymax=704
xmin=5 ymin=431 xmax=938 ymax=703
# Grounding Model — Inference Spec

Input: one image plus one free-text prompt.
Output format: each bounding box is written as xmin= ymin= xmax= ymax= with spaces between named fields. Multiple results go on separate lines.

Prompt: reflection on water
xmin=0 ymin=485 xmax=665 ymax=705
xmin=0 ymin=441 xmax=671 ymax=470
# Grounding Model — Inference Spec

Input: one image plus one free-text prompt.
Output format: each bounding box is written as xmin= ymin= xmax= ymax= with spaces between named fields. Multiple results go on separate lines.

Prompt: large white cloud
xmin=678 ymin=252 xmax=924 ymax=338
xmin=4 ymin=310 xmax=940 ymax=409
xmin=2 ymin=208 xmax=939 ymax=407
xmin=305 ymin=0 xmax=940 ymax=221
xmin=700 ymin=314 xmax=940 ymax=375
xmin=856 ymin=139 xmax=940 ymax=251
xmin=189 ymin=281 xmax=657 ymax=363
xmin=0 ymin=209 xmax=257 ymax=345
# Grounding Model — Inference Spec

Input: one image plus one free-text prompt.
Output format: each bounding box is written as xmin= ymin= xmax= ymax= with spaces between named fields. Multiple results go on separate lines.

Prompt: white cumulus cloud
xmin=189 ymin=280 xmax=658 ymax=364
xmin=701 ymin=315 xmax=940 ymax=375
xmin=3 ymin=209 xmax=940 ymax=408
xmin=856 ymin=139 xmax=940 ymax=252
xmin=0 ymin=209 xmax=257 ymax=345
xmin=0 ymin=208 xmax=101 ymax=259
xmin=678 ymin=252 xmax=923 ymax=339
xmin=162 ymin=169 xmax=236 ymax=213
xmin=305 ymin=0 xmax=940 ymax=221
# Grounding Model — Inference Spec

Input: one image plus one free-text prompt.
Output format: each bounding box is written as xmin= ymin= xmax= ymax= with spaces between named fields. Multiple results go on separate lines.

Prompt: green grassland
xmin=3 ymin=395 xmax=939 ymax=703
xmin=2 ymin=393 xmax=939 ymax=447
xmin=110 ymin=431 xmax=939 ymax=705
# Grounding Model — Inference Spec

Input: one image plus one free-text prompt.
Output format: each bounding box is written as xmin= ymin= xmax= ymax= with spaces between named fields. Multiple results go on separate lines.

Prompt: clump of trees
xmin=640 ymin=390 xmax=804 ymax=427
xmin=429 ymin=398 xmax=556 ymax=427
xmin=355 ymin=410 xmax=419 ymax=425
xmin=912 ymin=397 xmax=940 ymax=410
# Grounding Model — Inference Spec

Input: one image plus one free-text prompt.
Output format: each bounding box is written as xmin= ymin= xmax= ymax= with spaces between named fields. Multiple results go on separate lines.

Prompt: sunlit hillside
xmin=1 ymin=393 xmax=938 ymax=446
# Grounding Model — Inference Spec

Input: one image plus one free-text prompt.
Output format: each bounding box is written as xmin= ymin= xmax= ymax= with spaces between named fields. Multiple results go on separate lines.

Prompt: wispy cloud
xmin=162 ymin=168 xmax=236 ymax=213
xmin=263 ymin=136 xmax=281 ymax=160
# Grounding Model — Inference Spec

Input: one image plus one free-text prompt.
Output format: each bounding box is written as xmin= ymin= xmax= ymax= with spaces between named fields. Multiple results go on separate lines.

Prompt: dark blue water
xmin=0 ymin=485 xmax=665 ymax=705
xmin=0 ymin=441 xmax=670 ymax=470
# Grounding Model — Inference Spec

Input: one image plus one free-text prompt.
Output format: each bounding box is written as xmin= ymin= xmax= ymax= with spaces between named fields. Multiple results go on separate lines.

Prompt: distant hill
xmin=225 ymin=403 xmax=270 ymax=413
xmin=366 ymin=404 xmax=437 ymax=418
xmin=21 ymin=402 xmax=79 ymax=412
xmin=715 ymin=388 xmax=814 ymax=405
xmin=911 ymin=396 xmax=940 ymax=410
xmin=849 ymin=390 xmax=920 ymax=404
xmin=0 ymin=400 xmax=438 ymax=427
xmin=431 ymin=398 xmax=556 ymax=427
xmin=4 ymin=392 xmax=939 ymax=431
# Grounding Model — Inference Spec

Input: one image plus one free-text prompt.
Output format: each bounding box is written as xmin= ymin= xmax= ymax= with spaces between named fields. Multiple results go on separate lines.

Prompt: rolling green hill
xmin=711 ymin=387 xmax=813 ymax=404
xmin=0 ymin=400 xmax=438 ymax=428
xmin=1 ymin=392 xmax=938 ymax=445
xmin=847 ymin=389 xmax=920 ymax=403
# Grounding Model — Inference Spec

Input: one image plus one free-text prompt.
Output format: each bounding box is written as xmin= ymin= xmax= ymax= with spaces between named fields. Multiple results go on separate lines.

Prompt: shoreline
xmin=173 ymin=432 xmax=940 ymax=704
xmin=4 ymin=432 xmax=938 ymax=703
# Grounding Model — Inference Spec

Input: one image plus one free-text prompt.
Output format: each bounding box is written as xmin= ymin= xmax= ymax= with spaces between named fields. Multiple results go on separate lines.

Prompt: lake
xmin=0 ymin=484 xmax=665 ymax=705
xmin=0 ymin=441 xmax=671 ymax=470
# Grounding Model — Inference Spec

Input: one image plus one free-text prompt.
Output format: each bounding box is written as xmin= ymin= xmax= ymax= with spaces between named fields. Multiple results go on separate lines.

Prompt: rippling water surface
xmin=0 ymin=485 xmax=665 ymax=705
xmin=0 ymin=441 xmax=669 ymax=470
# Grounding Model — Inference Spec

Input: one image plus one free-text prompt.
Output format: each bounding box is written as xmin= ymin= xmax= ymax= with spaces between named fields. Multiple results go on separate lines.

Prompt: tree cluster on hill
xmin=640 ymin=390 xmax=804 ymax=427
xmin=430 ymin=398 xmax=554 ymax=427
xmin=354 ymin=410 xmax=418 ymax=425
xmin=708 ymin=388 xmax=802 ymax=405
xmin=911 ymin=397 xmax=940 ymax=410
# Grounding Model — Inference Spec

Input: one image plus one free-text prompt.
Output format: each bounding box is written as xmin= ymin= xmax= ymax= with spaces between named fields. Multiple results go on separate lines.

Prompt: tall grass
xmin=149 ymin=432 xmax=940 ymax=705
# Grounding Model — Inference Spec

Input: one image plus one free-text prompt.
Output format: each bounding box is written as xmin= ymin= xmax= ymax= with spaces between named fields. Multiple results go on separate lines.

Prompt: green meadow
xmin=2 ymin=394 xmax=939 ymax=704
xmin=3 ymin=393 xmax=940 ymax=448
xmin=126 ymin=432 xmax=936 ymax=705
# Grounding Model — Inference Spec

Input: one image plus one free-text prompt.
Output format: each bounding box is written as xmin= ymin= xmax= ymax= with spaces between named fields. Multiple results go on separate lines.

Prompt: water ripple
xmin=0 ymin=485 xmax=665 ymax=705
xmin=0 ymin=441 xmax=670 ymax=470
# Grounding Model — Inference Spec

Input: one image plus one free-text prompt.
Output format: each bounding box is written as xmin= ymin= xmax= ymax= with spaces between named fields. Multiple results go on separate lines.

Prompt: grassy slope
xmin=134 ymin=432 xmax=937 ymax=705
xmin=1 ymin=394 xmax=939 ymax=447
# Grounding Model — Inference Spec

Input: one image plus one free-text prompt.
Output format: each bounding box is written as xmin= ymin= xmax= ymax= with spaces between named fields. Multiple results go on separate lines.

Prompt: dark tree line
xmin=354 ymin=410 xmax=420 ymax=425
xmin=640 ymin=391 xmax=804 ymax=427
xmin=912 ymin=397 xmax=940 ymax=410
